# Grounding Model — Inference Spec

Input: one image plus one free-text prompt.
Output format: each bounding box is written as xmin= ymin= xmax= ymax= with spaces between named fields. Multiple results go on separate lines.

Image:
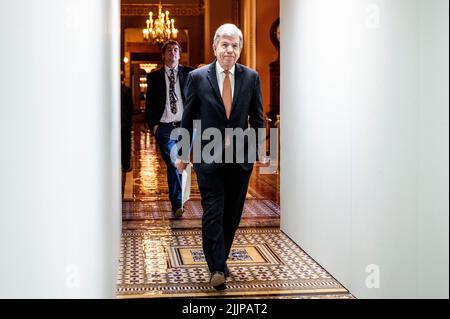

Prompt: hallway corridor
xmin=117 ymin=117 xmax=353 ymax=299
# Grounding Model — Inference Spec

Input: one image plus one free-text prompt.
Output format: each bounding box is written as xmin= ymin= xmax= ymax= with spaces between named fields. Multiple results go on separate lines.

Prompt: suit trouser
xmin=196 ymin=163 xmax=252 ymax=273
xmin=155 ymin=123 xmax=182 ymax=211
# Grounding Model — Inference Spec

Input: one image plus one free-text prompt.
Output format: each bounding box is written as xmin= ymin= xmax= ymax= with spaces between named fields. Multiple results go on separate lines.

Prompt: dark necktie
xmin=168 ymin=68 xmax=178 ymax=114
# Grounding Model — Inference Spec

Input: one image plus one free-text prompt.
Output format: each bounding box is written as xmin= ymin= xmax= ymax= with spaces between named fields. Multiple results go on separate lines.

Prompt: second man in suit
xmin=145 ymin=40 xmax=194 ymax=218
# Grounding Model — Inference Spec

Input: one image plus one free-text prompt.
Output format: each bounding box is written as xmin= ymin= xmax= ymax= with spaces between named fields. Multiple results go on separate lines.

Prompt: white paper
xmin=181 ymin=163 xmax=192 ymax=207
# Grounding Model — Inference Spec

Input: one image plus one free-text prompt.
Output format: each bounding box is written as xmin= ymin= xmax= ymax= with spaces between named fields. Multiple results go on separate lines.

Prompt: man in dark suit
xmin=145 ymin=40 xmax=194 ymax=217
xmin=176 ymin=24 xmax=265 ymax=290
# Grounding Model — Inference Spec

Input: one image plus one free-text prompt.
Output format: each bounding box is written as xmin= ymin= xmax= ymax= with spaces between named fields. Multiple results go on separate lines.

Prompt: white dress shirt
xmin=216 ymin=61 xmax=236 ymax=100
xmin=160 ymin=65 xmax=183 ymax=123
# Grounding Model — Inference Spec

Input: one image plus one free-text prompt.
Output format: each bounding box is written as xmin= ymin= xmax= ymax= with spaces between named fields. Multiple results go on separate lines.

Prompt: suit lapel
xmin=207 ymin=62 xmax=228 ymax=117
xmin=231 ymin=64 xmax=244 ymax=114
xmin=178 ymin=66 xmax=186 ymax=87
xmin=159 ymin=67 xmax=167 ymax=106
xmin=178 ymin=66 xmax=186 ymax=101
xmin=207 ymin=62 xmax=223 ymax=104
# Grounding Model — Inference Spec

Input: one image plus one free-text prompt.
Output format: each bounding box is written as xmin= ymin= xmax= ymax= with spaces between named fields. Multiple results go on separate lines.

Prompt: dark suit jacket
xmin=145 ymin=65 xmax=194 ymax=132
xmin=181 ymin=61 xmax=265 ymax=173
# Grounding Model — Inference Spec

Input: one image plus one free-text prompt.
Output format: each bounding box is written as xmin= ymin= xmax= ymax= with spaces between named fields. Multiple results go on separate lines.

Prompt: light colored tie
xmin=222 ymin=70 xmax=232 ymax=147
xmin=222 ymin=70 xmax=232 ymax=119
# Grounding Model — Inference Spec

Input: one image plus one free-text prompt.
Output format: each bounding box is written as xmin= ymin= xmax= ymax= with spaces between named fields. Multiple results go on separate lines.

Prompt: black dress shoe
xmin=173 ymin=207 xmax=184 ymax=218
xmin=214 ymin=283 xmax=227 ymax=291
xmin=210 ymin=271 xmax=226 ymax=289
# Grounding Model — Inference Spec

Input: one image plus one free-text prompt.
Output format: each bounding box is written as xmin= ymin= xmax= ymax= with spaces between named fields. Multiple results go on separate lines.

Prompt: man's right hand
xmin=152 ymin=125 xmax=159 ymax=136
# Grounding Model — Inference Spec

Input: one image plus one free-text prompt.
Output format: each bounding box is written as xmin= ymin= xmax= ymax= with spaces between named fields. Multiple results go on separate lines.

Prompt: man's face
xmin=163 ymin=44 xmax=180 ymax=66
xmin=214 ymin=35 xmax=241 ymax=70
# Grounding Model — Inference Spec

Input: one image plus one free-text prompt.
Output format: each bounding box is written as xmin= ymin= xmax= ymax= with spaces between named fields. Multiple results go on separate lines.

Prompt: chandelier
xmin=143 ymin=2 xmax=178 ymax=45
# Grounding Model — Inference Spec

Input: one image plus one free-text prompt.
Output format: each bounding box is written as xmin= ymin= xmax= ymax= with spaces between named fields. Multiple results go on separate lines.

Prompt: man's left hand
xmin=175 ymin=159 xmax=189 ymax=174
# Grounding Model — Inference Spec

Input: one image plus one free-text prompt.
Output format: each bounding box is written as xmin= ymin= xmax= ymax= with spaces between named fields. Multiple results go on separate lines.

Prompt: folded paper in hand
xmin=182 ymin=163 xmax=192 ymax=207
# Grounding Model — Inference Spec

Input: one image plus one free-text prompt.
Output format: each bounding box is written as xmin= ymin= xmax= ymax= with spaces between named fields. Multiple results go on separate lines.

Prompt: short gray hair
xmin=213 ymin=24 xmax=243 ymax=49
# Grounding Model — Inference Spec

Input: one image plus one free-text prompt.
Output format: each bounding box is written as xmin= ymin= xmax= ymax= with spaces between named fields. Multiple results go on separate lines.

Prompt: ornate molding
xmin=121 ymin=4 xmax=204 ymax=17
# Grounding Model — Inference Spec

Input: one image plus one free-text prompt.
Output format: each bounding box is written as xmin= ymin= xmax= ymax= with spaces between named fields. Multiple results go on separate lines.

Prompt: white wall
xmin=0 ymin=0 xmax=121 ymax=298
xmin=417 ymin=0 xmax=449 ymax=299
xmin=281 ymin=0 xmax=449 ymax=298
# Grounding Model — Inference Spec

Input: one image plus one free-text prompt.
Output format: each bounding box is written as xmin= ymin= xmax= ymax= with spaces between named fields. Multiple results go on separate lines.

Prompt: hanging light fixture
xmin=142 ymin=2 xmax=178 ymax=45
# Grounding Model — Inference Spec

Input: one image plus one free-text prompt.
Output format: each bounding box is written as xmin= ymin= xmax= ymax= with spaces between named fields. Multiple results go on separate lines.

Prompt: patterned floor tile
xmin=118 ymin=119 xmax=351 ymax=299
xmin=117 ymin=227 xmax=349 ymax=298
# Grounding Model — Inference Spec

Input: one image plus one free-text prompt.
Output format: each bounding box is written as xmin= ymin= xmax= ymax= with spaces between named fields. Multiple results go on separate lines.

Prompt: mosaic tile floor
xmin=118 ymin=226 xmax=351 ymax=298
xmin=122 ymin=199 xmax=280 ymax=228
xmin=118 ymin=119 xmax=353 ymax=299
